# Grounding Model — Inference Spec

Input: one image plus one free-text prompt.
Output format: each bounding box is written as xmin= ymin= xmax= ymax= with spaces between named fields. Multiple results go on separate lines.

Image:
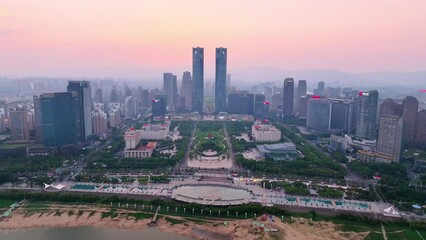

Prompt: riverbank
xmin=0 ymin=204 xmax=370 ymax=240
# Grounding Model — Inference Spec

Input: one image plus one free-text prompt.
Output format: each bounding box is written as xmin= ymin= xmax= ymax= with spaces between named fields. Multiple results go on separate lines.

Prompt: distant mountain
xmin=231 ymin=68 xmax=426 ymax=90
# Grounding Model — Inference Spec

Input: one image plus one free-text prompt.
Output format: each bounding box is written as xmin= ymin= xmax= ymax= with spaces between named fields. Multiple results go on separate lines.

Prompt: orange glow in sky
xmin=1 ymin=0 xmax=426 ymax=78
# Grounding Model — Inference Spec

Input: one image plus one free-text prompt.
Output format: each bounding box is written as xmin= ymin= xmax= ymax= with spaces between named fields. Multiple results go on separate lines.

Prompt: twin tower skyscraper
xmin=192 ymin=47 xmax=227 ymax=114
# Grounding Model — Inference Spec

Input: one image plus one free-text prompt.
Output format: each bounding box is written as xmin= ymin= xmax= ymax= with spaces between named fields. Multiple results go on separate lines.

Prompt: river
xmin=0 ymin=226 xmax=193 ymax=240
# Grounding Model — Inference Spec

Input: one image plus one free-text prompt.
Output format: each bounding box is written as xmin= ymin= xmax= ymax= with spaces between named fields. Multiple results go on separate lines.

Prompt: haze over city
xmin=1 ymin=0 xmax=426 ymax=82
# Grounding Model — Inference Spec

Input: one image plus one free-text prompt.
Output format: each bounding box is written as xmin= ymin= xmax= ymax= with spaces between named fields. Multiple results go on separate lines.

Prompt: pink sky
xmin=1 ymin=0 xmax=426 ymax=78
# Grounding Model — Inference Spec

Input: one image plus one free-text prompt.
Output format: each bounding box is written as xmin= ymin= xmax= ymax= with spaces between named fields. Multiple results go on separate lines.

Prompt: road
xmin=274 ymin=120 xmax=372 ymax=187
xmin=222 ymin=123 xmax=239 ymax=171
xmin=175 ymin=121 xmax=197 ymax=171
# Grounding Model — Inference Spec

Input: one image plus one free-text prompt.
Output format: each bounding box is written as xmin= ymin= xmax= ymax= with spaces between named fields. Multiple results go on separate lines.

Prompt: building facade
xmin=181 ymin=71 xmax=193 ymax=110
xmin=67 ymin=81 xmax=92 ymax=142
xmin=254 ymin=94 xmax=268 ymax=119
xmin=215 ymin=47 xmax=227 ymax=113
xmin=124 ymin=96 xmax=136 ymax=119
xmin=306 ymin=98 xmax=331 ymax=131
xmin=9 ymin=107 xmax=30 ymax=141
xmin=329 ymin=99 xmax=353 ymax=133
xmin=151 ymin=94 xmax=167 ymax=119
xmin=33 ymin=96 xmax=43 ymax=143
xmin=40 ymin=92 xmax=81 ymax=149
xmin=123 ymin=127 xmax=156 ymax=158
xmin=227 ymin=91 xmax=254 ymax=115
xmin=402 ymin=96 xmax=418 ymax=146
xmin=376 ymin=115 xmax=403 ymax=163
xmin=355 ymin=90 xmax=379 ymax=140
xmin=415 ymin=110 xmax=426 ymax=148
xmin=282 ymin=78 xmax=294 ymax=115
xmin=251 ymin=121 xmax=281 ymax=142
xmin=92 ymin=110 xmax=108 ymax=135
xmin=163 ymin=73 xmax=178 ymax=111
xmin=192 ymin=47 xmax=204 ymax=113
xmin=139 ymin=122 xmax=170 ymax=140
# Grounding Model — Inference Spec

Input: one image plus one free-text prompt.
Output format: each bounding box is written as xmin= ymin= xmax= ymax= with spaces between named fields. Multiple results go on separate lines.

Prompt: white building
xmin=251 ymin=121 xmax=281 ymax=142
xmin=330 ymin=135 xmax=348 ymax=152
xmin=123 ymin=127 xmax=156 ymax=158
xmin=344 ymin=135 xmax=376 ymax=151
xmin=140 ymin=122 xmax=170 ymax=140
xmin=124 ymin=142 xmax=156 ymax=158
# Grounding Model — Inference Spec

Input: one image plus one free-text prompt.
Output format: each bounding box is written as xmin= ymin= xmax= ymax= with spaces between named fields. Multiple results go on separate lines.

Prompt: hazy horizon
xmin=1 ymin=0 xmax=426 ymax=80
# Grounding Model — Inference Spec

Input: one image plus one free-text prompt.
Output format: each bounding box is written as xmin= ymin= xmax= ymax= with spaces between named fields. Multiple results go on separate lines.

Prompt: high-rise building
xmin=40 ymin=92 xmax=81 ymax=149
xmin=306 ymin=98 xmax=331 ymax=131
xmin=192 ymin=47 xmax=204 ymax=113
xmin=315 ymin=81 xmax=325 ymax=96
xmin=215 ymin=47 xmax=227 ymax=113
xmin=9 ymin=107 xmax=30 ymax=141
xmin=33 ymin=95 xmax=43 ymax=144
xmin=415 ymin=110 xmax=426 ymax=149
xmin=296 ymin=80 xmax=307 ymax=98
xmin=92 ymin=110 xmax=108 ymax=135
xmin=107 ymin=103 xmax=121 ymax=128
xmin=94 ymin=88 xmax=103 ymax=103
xmin=67 ymin=81 xmax=92 ymax=142
xmin=342 ymin=88 xmax=360 ymax=98
xmin=181 ymin=71 xmax=192 ymax=110
xmin=294 ymin=80 xmax=307 ymax=115
xmin=380 ymin=99 xmax=402 ymax=117
xmin=254 ymin=94 xmax=268 ymax=119
xmin=152 ymin=94 xmax=167 ymax=119
xmin=402 ymin=96 xmax=419 ymax=146
xmin=270 ymin=93 xmax=282 ymax=111
xmin=264 ymin=86 xmax=272 ymax=102
xmin=226 ymin=74 xmax=232 ymax=94
xmin=0 ymin=111 xmax=5 ymax=133
xmin=138 ymin=89 xmax=149 ymax=109
xmin=377 ymin=115 xmax=403 ymax=163
xmin=330 ymin=99 xmax=353 ymax=133
xmin=124 ymin=96 xmax=136 ymax=119
xmin=325 ymin=87 xmax=341 ymax=98
xmin=110 ymin=87 xmax=119 ymax=103
xmin=163 ymin=73 xmax=178 ymax=111
xmin=297 ymin=95 xmax=312 ymax=119
xmin=227 ymin=91 xmax=254 ymax=115
xmin=282 ymin=78 xmax=294 ymax=116
xmin=355 ymin=90 xmax=379 ymax=140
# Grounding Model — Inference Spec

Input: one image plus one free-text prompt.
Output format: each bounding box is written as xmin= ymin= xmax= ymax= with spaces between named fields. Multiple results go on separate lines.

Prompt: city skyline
xmin=1 ymin=1 xmax=426 ymax=79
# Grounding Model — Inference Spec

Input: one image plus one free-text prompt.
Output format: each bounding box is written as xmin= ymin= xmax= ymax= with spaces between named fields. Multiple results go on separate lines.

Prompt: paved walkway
xmin=381 ymin=224 xmax=388 ymax=240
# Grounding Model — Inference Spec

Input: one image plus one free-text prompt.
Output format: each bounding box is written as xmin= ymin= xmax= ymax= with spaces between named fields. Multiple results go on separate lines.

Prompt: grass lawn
xmin=332 ymin=219 xmax=381 ymax=233
xmin=0 ymin=199 xmax=16 ymax=208
xmin=364 ymin=232 xmax=384 ymax=240
xmin=387 ymin=228 xmax=426 ymax=240
xmin=193 ymin=126 xmax=228 ymax=154
xmin=163 ymin=216 xmax=187 ymax=225
xmin=0 ymin=144 xmax=28 ymax=149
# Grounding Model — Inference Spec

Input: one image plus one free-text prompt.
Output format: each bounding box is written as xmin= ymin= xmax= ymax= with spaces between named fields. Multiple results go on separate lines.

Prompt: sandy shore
xmin=0 ymin=206 xmax=369 ymax=240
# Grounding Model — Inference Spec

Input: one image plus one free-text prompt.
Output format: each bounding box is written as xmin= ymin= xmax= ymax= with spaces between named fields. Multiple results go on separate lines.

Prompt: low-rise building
xmin=124 ymin=141 xmax=156 ymax=158
xmin=344 ymin=135 xmax=376 ymax=151
xmin=257 ymin=142 xmax=297 ymax=161
xmin=251 ymin=121 xmax=281 ymax=142
xmin=124 ymin=127 xmax=157 ymax=158
xmin=329 ymin=135 xmax=348 ymax=152
xmin=140 ymin=122 xmax=169 ymax=140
